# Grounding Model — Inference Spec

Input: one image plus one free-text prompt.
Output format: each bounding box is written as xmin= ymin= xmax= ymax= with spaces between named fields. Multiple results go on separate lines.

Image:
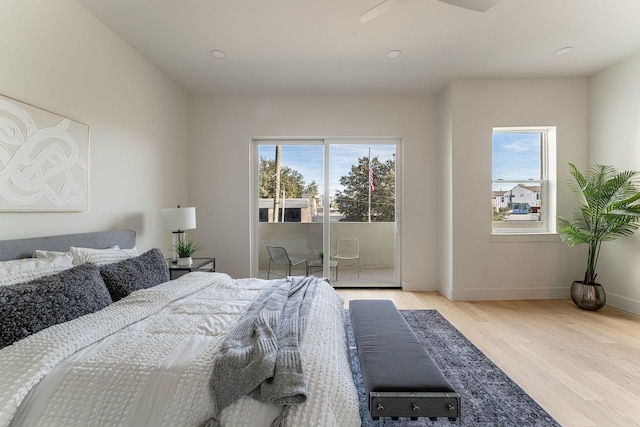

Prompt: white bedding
xmin=0 ymin=272 xmax=360 ymax=427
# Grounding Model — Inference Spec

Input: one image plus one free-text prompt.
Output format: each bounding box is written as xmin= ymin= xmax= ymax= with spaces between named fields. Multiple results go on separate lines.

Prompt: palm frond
xmin=558 ymin=163 xmax=640 ymax=284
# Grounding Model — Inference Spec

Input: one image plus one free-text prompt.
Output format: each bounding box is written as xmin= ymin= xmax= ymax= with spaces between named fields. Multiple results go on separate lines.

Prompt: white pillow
xmin=33 ymin=249 xmax=71 ymax=259
xmin=121 ymin=247 xmax=139 ymax=257
xmin=70 ymin=245 xmax=138 ymax=266
xmin=0 ymin=253 xmax=74 ymax=286
xmin=35 ymin=247 xmax=138 ymax=260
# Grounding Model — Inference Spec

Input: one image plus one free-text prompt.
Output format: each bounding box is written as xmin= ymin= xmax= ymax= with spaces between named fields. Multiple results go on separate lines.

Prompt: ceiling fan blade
xmin=438 ymin=0 xmax=500 ymax=12
xmin=359 ymin=0 xmax=408 ymax=23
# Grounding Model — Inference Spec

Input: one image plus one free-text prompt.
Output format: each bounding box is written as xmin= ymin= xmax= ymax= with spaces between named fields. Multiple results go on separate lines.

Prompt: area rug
xmin=345 ymin=309 xmax=560 ymax=426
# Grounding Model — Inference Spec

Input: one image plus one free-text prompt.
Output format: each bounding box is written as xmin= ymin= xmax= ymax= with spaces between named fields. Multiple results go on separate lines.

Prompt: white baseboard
xmin=450 ymin=286 xmax=569 ymax=301
xmin=397 ymin=284 xmax=640 ymax=315
xmin=605 ymin=292 xmax=640 ymax=315
xmin=400 ymin=283 xmax=568 ymax=300
xmin=401 ymin=280 xmax=439 ymax=292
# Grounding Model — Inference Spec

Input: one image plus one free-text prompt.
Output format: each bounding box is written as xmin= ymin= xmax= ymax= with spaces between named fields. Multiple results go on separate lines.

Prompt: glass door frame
xmin=250 ymin=137 xmax=402 ymax=287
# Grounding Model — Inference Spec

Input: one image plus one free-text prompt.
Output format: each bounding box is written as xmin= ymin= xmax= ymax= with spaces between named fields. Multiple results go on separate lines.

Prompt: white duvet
xmin=0 ymin=273 xmax=360 ymax=427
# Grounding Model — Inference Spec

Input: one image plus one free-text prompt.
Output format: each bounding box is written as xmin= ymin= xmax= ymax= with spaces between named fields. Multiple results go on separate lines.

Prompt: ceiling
xmin=76 ymin=0 xmax=640 ymax=96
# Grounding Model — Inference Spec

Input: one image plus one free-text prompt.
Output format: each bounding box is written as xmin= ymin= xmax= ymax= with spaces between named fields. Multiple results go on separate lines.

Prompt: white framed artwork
xmin=0 ymin=94 xmax=89 ymax=211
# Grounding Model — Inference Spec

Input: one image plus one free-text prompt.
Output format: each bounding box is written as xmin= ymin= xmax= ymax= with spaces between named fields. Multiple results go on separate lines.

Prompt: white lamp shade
xmin=162 ymin=207 xmax=196 ymax=231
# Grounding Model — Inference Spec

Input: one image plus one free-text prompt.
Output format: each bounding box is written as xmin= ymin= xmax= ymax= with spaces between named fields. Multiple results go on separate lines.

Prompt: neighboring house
xmin=492 ymin=185 xmax=541 ymax=211
xmin=259 ymin=194 xmax=317 ymax=223
xmin=492 ymin=191 xmax=508 ymax=210
xmin=515 ymin=185 xmax=541 ymax=208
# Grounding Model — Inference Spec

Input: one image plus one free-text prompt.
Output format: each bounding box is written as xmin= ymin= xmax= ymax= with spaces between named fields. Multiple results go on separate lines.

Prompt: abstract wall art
xmin=0 ymin=94 xmax=89 ymax=211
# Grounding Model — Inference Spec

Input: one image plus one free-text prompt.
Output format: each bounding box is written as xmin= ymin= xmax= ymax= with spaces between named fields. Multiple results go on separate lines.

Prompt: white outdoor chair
xmin=334 ymin=238 xmax=360 ymax=278
xmin=266 ymin=245 xmax=308 ymax=279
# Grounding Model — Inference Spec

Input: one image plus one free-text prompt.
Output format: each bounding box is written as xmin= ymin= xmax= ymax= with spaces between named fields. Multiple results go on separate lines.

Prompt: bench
xmin=349 ymin=299 xmax=460 ymax=421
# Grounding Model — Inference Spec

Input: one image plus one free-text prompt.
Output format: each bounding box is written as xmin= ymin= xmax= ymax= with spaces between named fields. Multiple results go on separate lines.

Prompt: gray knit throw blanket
xmin=202 ymin=275 xmax=321 ymax=427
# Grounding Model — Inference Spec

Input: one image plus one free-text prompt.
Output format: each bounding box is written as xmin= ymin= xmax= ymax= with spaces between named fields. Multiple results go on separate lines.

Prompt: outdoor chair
xmin=266 ymin=245 xmax=308 ymax=279
xmin=334 ymin=238 xmax=360 ymax=278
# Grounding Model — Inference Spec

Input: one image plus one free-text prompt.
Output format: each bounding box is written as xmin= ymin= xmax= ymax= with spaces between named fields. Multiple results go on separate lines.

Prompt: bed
xmin=0 ymin=230 xmax=360 ymax=427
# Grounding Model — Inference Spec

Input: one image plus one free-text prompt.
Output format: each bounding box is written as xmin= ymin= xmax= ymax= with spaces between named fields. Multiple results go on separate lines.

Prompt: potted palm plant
xmin=557 ymin=163 xmax=640 ymax=310
xmin=172 ymin=239 xmax=203 ymax=266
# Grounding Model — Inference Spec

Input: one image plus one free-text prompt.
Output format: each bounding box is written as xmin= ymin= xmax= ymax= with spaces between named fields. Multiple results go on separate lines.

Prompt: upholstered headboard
xmin=0 ymin=230 xmax=136 ymax=261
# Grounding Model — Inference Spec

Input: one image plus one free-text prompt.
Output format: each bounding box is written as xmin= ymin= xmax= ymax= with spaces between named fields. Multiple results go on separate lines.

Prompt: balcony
xmin=258 ymin=221 xmax=396 ymax=286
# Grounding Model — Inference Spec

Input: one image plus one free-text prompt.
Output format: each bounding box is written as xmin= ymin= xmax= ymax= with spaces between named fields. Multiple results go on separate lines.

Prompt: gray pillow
xmin=0 ymin=263 xmax=113 ymax=349
xmin=100 ymin=248 xmax=169 ymax=302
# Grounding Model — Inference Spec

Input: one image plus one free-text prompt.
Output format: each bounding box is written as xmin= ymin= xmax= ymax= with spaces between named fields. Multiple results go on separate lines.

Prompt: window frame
xmin=250 ymin=138 xmax=402 ymax=285
xmin=491 ymin=126 xmax=556 ymax=235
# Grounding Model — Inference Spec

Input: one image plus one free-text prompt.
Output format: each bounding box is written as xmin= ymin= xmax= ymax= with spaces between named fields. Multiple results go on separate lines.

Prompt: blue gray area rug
xmin=345 ymin=309 xmax=560 ymax=426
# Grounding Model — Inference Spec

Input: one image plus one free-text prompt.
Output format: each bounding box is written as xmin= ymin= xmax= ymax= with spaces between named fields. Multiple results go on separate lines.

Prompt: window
xmin=252 ymin=139 xmax=400 ymax=285
xmin=492 ymin=127 xmax=555 ymax=234
xmin=259 ymin=208 xmax=269 ymax=222
xmin=283 ymin=208 xmax=301 ymax=222
xmin=259 ymin=206 xmax=303 ymax=222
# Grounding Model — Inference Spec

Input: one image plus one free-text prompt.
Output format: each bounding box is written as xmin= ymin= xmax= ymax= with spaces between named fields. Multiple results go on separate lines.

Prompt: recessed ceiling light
xmin=210 ymin=49 xmax=225 ymax=59
xmin=386 ymin=49 xmax=402 ymax=59
xmin=554 ymin=46 xmax=573 ymax=56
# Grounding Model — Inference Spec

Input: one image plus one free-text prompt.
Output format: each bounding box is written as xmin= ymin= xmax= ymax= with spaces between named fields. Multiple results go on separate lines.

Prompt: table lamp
xmin=161 ymin=205 xmax=196 ymax=262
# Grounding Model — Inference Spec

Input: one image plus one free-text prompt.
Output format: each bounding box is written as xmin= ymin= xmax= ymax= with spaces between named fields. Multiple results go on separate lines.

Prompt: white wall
xmin=188 ymin=94 xmax=438 ymax=285
xmin=590 ymin=52 xmax=640 ymax=314
xmin=0 ymin=0 xmax=189 ymax=252
xmin=437 ymin=85 xmax=454 ymax=298
xmin=442 ymin=78 xmax=589 ymax=300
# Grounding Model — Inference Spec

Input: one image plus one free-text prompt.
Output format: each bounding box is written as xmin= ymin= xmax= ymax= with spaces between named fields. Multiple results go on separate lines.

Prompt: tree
xmin=305 ymin=180 xmax=319 ymax=198
xmin=334 ymin=155 xmax=395 ymax=222
xmin=258 ymin=157 xmax=306 ymax=199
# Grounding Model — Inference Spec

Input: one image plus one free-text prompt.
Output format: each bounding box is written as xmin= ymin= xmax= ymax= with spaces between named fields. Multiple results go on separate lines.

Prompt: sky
xmin=259 ymin=144 xmax=396 ymax=197
xmin=492 ymin=132 xmax=542 ymax=191
xmin=259 ymin=134 xmax=539 ymax=196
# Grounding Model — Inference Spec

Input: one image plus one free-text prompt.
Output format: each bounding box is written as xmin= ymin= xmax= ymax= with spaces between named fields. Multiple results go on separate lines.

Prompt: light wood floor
xmin=337 ymin=289 xmax=640 ymax=427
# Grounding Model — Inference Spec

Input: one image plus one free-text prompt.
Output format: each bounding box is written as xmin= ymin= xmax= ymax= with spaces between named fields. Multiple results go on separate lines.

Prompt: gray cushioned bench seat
xmin=349 ymin=299 xmax=460 ymax=421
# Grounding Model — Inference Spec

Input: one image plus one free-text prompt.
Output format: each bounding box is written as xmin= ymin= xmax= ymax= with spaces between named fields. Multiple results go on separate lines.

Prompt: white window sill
xmin=490 ymin=232 xmax=560 ymax=243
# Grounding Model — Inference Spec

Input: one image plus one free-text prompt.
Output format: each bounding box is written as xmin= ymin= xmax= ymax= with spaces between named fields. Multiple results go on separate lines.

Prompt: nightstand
xmin=167 ymin=257 xmax=216 ymax=280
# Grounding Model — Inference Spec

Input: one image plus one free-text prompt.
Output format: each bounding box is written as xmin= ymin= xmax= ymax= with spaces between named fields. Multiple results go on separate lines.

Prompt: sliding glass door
xmin=254 ymin=140 xmax=324 ymax=279
xmin=251 ymin=138 xmax=400 ymax=287
xmin=329 ymin=141 xmax=397 ymax=285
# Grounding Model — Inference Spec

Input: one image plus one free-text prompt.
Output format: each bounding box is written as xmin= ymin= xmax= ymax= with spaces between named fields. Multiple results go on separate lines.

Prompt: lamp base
xmin=171 ymin=230 xmax=186 ymax=262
